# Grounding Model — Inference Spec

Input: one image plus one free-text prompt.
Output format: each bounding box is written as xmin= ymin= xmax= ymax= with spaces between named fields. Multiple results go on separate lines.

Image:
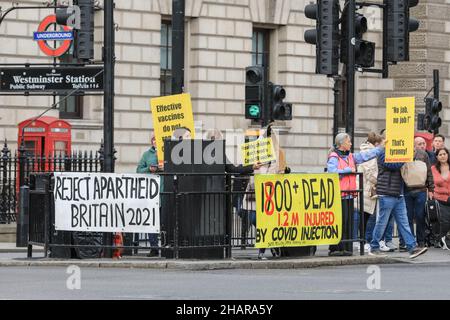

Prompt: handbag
xmin=400 ymin=160 xmax=427 ymax=188
xmin=425 ymin=199 xmax=440 ymax=223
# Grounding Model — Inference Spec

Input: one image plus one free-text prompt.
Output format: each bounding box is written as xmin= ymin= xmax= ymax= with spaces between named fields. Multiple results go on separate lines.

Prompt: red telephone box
xmin=18 ymin=116 xmax=72 ymax=170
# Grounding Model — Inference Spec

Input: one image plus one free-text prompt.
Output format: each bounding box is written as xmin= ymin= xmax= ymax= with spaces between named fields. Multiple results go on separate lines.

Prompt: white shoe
xmin=441 ymin=237 xmax=450 ymax=250
xmin=364 ymin=244 xmax=371 ymax=253
xmin=379 ymin=241 xmax=394 ymax=252
xmin=385 ymin=241 xmax=397 ymax=251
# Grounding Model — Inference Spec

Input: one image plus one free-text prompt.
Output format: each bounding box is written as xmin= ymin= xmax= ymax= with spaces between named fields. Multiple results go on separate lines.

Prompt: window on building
xmin=252 ymin=29 xmax=270 ymax=70
xmin=59 ymin=49 xmax=83 ymax=119
xmin=160 ymin=21 xmax=172 ymax=96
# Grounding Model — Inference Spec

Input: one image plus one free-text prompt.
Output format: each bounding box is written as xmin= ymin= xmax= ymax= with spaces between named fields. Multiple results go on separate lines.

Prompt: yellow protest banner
xmin=150 ymin=93 xmax=195 ymax=163
xmin=240 ymin=138 xmax=276 ymax=166
xmin=254 ymin=174 xmax=342 ymax=248
xmin=386 ymin=97 xmax=415 ymax=163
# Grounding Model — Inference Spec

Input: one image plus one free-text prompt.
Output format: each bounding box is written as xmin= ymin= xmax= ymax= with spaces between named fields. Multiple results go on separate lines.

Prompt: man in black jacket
xmin=369 ymin=149 xmax=428 ymax=259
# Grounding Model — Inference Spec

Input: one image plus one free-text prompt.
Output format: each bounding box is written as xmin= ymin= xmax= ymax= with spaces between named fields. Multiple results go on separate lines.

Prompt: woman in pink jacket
xmin=431 ymin=147 xmax=450 ymax=250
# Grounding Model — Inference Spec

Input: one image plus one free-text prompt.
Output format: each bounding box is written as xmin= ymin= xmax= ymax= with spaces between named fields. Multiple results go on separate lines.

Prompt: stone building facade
xmin=0 ymin=0 xmax=449 ymax=173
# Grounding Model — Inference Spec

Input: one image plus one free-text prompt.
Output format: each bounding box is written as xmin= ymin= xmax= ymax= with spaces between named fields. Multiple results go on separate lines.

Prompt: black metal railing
xmin=25 ymin=172 xmax=366 ymax=259
xmin=0 ymin=140 xmax=104 ymax=224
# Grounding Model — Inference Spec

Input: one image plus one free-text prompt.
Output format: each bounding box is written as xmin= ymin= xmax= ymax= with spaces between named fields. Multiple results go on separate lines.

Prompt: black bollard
xmin=16 ymin=186 xmax=29 ymax=247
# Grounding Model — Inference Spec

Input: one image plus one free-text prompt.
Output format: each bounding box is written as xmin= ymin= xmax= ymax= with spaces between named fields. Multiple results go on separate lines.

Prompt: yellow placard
xmin=386 ymin=97 xmax=415 ymax=163
xmin=150 ymin=93 xmax=195 ymax=164
xmin=254 ymin=174 xmax=342 ymax=248
xmin=240 ymin=138 xmax=276 ymax=166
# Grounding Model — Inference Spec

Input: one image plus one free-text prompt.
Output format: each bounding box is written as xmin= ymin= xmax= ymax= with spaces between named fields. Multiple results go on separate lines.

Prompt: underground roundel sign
xmin=36 ymin=15 xmax=72 ymax=57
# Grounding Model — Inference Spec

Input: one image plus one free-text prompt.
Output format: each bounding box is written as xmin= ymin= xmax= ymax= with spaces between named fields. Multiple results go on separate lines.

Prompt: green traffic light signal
xmin=246 ymin=104 xmax=261 ymax=119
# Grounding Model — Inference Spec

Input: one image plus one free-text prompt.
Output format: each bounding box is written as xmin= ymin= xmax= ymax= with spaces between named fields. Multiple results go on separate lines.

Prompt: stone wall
xmin=0 ymin=0 xmax=449 ymax=174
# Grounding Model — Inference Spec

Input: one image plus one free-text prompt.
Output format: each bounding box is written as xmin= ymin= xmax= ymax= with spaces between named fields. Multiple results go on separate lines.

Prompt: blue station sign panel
xmin=33 ymin=31 xmax=74 ymax=41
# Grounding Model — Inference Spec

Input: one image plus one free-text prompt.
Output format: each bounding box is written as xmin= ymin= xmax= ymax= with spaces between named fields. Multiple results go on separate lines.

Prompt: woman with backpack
xmin=431 ymin=147 xmax=450 ymax=250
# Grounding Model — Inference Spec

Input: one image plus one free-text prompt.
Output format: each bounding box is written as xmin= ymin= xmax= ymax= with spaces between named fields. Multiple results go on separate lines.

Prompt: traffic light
xmin=269 ymin=83 xmax=292 ymax=121
xmin=385 ymin=0 xmax=420 ymax=62
xmin=341 ymin=12 xmax=375 ymax=67
xmin=245 ymin=66 xmax=265 ymax=121
xmin=425 ymin=97 xmax=442 ymax=133
xmin=304 ymin=0 xmax=340 ymax=76
xmin=74 ymin=0 xmax=95 ymax=61
xmin=56 ymin=0 xmax=95 ymax=61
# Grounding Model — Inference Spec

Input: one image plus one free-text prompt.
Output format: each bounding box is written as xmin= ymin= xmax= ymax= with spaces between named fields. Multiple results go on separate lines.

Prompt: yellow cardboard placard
xmin=240 ymin=137 xmax=276 ymax=166
xmin=150 ymin=93 xmax=195 ymax=163
xmin=386 ymin=97 xmax=415 ymax=163
xmin=254 ymin=174 xmax=342 ymax=248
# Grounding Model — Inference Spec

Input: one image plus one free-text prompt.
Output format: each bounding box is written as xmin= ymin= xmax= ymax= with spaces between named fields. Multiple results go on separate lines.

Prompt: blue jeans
xmin=366 ymin=212 xmax=394 ymax=243
xmin=371 ymin=196 xmax=417 ymax=253
xmin=383 ymin=214 xmax=395 ymax=243
xmin=365 ymin=213 xmax=376 ymax=242
xmin=399 ymin=191 xmax=427 ymax=246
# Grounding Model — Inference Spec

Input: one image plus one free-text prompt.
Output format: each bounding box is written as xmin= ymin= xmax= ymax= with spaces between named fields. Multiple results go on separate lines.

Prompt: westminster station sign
xmin=0 ymin=67 xmax=104 ymax=92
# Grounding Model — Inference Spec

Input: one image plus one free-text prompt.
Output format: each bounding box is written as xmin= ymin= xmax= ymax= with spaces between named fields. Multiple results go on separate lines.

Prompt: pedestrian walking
xmin=357 ymin=132 xmax=395 ymax=253
xmin=369 ymin=144 xmax=428 ymax=259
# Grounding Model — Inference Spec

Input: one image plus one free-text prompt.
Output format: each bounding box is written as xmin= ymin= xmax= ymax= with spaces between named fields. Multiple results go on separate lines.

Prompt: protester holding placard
xmin=244 ymin=127 xmax=286 ymax=260
xmin=357 ymin=132 xmax=389 ymax=253
xmin=369 ymin=141 xmax=428 ymax=259
xmin=327 ymin=133 xmax=384 ymax=256
xmin=136 ymin=133 xmax=161 ymax=257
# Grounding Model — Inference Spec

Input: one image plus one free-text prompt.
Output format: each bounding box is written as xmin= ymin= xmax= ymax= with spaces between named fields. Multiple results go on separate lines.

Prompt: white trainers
xmin=440 ymin=237 xmax=450 ymax=250
xmin=385 ymin=241 xmax=397 ymax=251
xmin=379 ymin=241 xmax=393 ymax=252
xmin=364 ymin=244 xmax=371 ymax=253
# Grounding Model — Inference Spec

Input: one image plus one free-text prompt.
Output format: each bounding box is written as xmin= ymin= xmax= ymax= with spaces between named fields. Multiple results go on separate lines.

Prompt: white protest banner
xmin=53 ymin=173 xmax=160 ymax=233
